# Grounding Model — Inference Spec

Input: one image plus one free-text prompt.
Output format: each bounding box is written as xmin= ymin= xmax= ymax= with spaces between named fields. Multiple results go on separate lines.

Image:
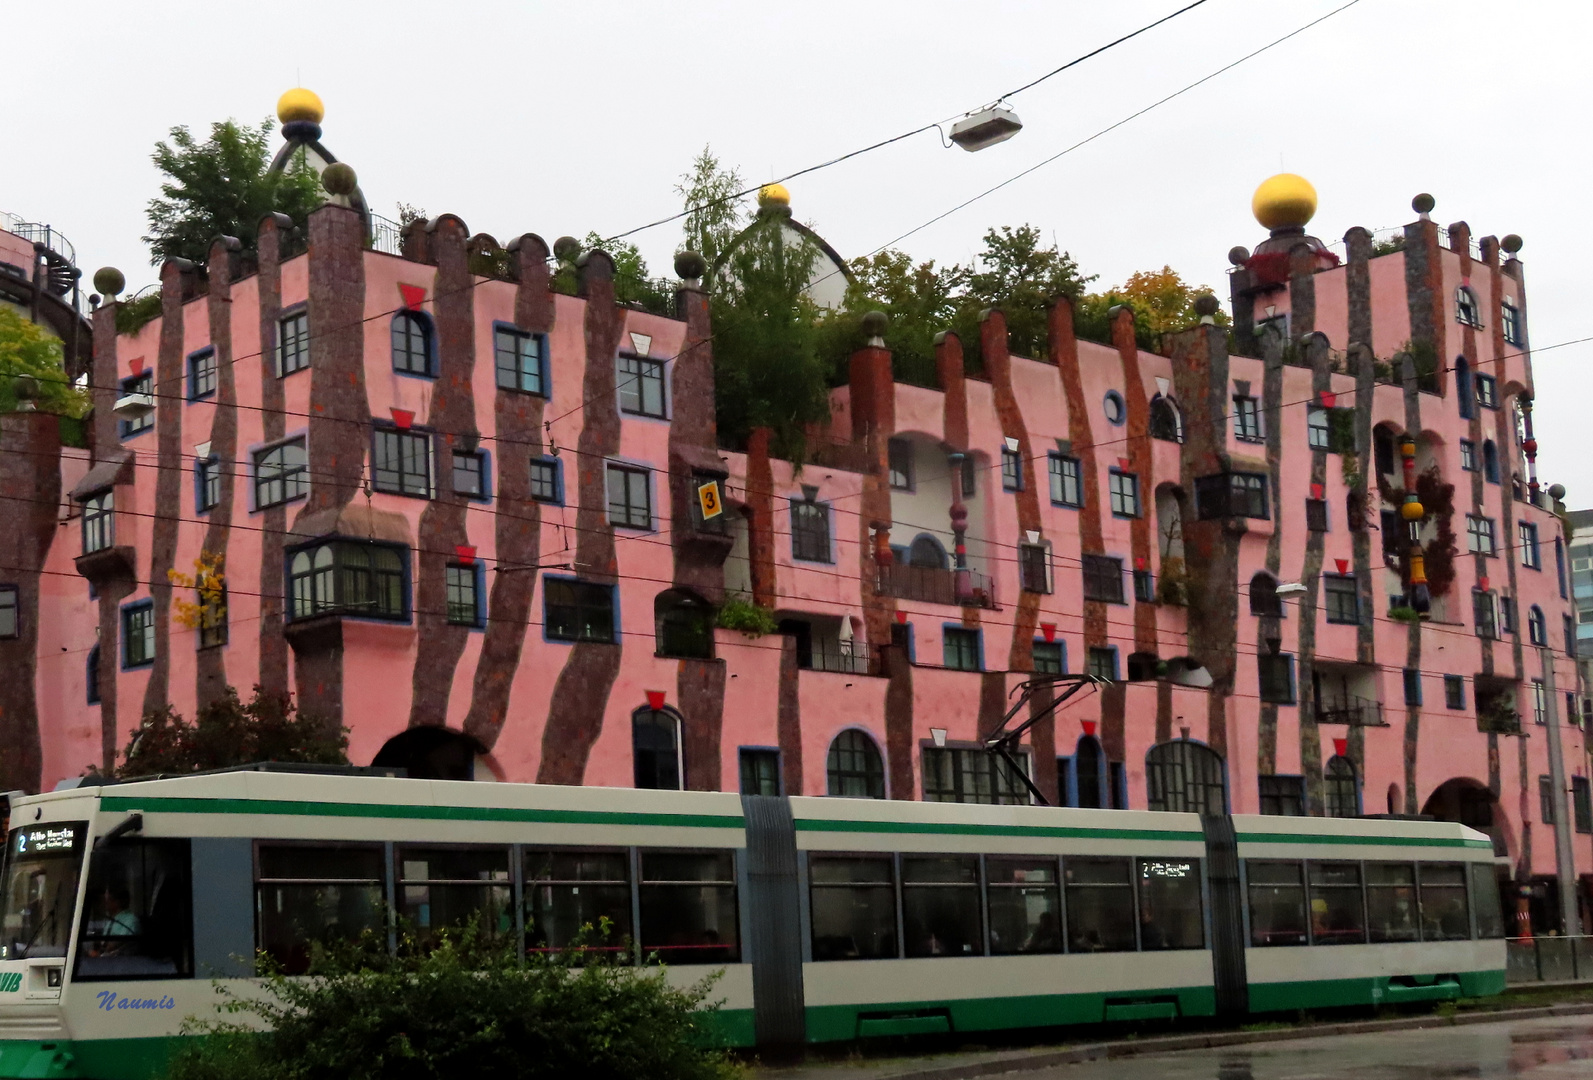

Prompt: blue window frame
xmin=942 ymin=625 xmax=982 ymax=671
xmin=195 ymin=455 xmax=221 ymax=513
xmin=391 ymin=311 xmax=435 ymax=377
xmin=1000 ymin=448 xmax=1023 ymax=492
xmin=530 ymin=456 xmax=562 ymax=504
xmin=1556 ymin=537 xmax=1568 ymax=599
xmin=1086 ymin=645 xmax=1118 ymax=681
xmin=451 ymin=449 xmax=490 ymax=502
xmin=121 ymin=600 xmax=155 ymax=669
xmin=1103 ymin=390 xmax=1126 ymax=426
xmin=1455 ymin=357 xmax=1474 ymax=420
xmin=1444 ymin=674 xmax=1465 ymax=710
xmin=118 ymin=372 xmax=153 ymax=439
xmin=446 ymin=560 xmax=486 ymax=629
xmin=1403 ymin=668 xmax=1422 ymax=706
xmin=187 ymin=347 xmax=217 ymax=401
xmin=1033 ymin=639 xmax=1066 ymax=675
xmin=494 ymin=323 xmax=547 ymax=396
xmin=1482 ymin=440 xmax=1500 ymax=483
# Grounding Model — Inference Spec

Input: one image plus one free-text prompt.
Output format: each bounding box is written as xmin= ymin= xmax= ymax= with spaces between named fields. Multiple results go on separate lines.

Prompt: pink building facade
xmin=0 ymin=182 xmax=1586 ymax=929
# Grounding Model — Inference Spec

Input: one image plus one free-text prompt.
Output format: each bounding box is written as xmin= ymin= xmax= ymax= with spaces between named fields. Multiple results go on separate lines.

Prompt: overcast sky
xmin=9 ymin=1 xmax=1590 ymax=501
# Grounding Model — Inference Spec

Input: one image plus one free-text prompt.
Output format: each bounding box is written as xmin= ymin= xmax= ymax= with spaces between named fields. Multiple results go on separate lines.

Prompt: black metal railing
xmin=369 ymin=212 xmax=403 ymax=255
xmin=801 ymin=639 xmax=880 ymax=676
xmin=877 ymin=564 xmax=997 ymax=609
xmin=1314 ymin=695 xmax=1387 ymax=727
xmin=1508 ymin=936 xmax=1593 ymax=984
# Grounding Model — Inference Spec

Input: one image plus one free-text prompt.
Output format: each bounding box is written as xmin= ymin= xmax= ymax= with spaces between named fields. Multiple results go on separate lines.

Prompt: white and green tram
xmin=0 ymin=768 xmax=1506 ymax=1078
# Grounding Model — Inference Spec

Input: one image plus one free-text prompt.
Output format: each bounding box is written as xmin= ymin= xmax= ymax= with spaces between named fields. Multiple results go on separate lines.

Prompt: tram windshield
xmin=1 ymin=823 xmax=87 ymax=960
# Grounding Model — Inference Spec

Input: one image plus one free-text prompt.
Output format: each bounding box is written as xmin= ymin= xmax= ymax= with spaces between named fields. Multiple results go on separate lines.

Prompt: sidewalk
xmin=749 ymin=991 xmax=1593 ymax=1080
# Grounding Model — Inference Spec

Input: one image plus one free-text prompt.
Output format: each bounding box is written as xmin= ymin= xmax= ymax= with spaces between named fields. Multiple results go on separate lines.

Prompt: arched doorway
xmin=1421 ymin=778 xmax=1517 ymax=932
xmin=1146 ymin=740 xmax=1227 ymax=815
xmin=1323 ymin=756 xmax=1359 ymax=817
xmin=632 ymin=706 xmax=684 ymax=790
xmin=372 ymin=726 xmax=491 ymax=781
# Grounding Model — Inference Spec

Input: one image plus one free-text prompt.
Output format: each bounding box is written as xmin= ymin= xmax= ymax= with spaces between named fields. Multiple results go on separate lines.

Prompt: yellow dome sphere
xmin=1251 ymin=173 xmax=1317 ymax=230
xmin=1401 ymin=501 xmax=1426 ymax=522
xmin=277 ymin=87 xmax=325 ymax=125
xmin=757 ymin=182 xmax=790 ymax=208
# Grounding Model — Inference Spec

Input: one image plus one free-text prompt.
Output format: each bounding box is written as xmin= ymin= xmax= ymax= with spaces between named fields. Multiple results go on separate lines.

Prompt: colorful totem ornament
xmin=947 ymin=452 xmax=972 ymax=603
xmin=1518 ymin=391 xmax=1540 ymax=500
xmin=1399 ymin=435 xmax=1430 ymax=615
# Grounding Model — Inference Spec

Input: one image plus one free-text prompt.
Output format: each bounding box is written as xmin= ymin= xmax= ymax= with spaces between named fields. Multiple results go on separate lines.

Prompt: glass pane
xmin=75 ymin=839 xmax=192 ymax=979
xmin=1247 ymin=861 xmax=1307 ymax=946
xmin=641 ymin=852 xmax=733 ymax=883
xmin=638 ymin=883 xmax=738 ymax=963
xmin=1137 ymin=858 xmax=1203 ymax=950
xmin=902 ymin=856 xmax=976 ymax=884
xmin=1309 ymin=863 xmax=1366 ymax=945
xmin=1472 ymin=863 xmax=1505 ymax=939
xmin=1065 ymin=879 xmax=1136 ymax=952
xmin=1246 ymin=860 xmax=1303 ymax=886
xmin=526 ymin=850 xmax=628 ymax=882
xmin=1 ymin=823 xmax=86 ymax=960
xmin=399 ymin=847 xmax=510 ymax=882
xmin=259 ymin=845 xmax=383 ymax=882
xmin=399 ymin=883 xmax=513 ymax=941
xmin=987 ymin=858 xmax=1060 ymax=955
xmin=1065 ymin=856 xmax=1130 ymax=886
xmin=903 ymin=881 xmax=981 ymax=958
xmin=811 ymin=883 xmax=896 ymax=961
xmin=258 ymin=882 xmax=384 ymax=973
xmin=1367 ymin=862 xmax=1416 ymax=886
xmin=810 ymin=856 xmax=891 ymax=885
xmin=1420 ymin=864 xmax=1470 ymax=941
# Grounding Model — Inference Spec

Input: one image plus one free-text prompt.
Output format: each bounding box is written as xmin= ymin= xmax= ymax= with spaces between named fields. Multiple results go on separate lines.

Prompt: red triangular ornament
xmin=1335 ymin=558 xmax=1349 ymax=574
xmin=646 ymin=690 xmax=666 ymax=711
xmin=398 ymin=283 xmax=426 ymax=311
xmin=1040 ymin=623 xmax=1056 ymax=643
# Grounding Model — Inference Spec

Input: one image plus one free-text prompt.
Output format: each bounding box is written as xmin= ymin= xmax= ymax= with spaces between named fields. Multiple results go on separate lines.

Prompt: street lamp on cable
xmin=1275 ymin=582 xmax=1308 ymax=598
xmin=949 ymin=105 xmax=1023 ymax=152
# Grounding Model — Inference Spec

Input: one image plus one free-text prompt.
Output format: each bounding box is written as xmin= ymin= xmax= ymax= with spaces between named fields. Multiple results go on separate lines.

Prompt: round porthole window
xmin=1103 ymin=391 xmax=1126 ymax=425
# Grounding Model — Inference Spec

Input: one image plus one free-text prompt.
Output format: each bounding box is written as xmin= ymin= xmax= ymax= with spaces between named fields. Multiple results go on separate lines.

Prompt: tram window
xmin=639 ymin=851 xmax=739 ymax=964
xmin=1137 ymin=859 xmax=1204 ymax=950
xmin=1307 ymin=862 xmax=1366 ymax=945
xmin=809 ymin=855 xmax=896 ymax=961
xmin=1 ymin=822 xmax=85 ymax=961
xmin=901 ymin=856 xmax=981 ymax=958
xmin=1470 ymin=863 xmax=1505 ymax=939
xmin=1418 ymin=863 xmax=1471 ymax=941
xmin=524 ymin=849 xmax=632 ymax=959
xmin=986 ymin=857 xmax=1061 ymax=955
xmin=1064 ymin=857 xmax=1135 ymax=953
xmin=1246 ymin=861 xmax=1308 ymax=947
xmin=1365 ymin=862 xmax=1419 ymax=942
xmin=256 ymin=845 xmax=385 ymax=974
xmin=397 ymin=847 xmax=512 ymax=944
xmin=75 ymin=839 xmax=192 ymax=980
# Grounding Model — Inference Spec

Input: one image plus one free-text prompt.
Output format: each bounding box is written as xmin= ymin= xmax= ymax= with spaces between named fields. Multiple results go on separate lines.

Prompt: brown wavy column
xmin=538 ymin=253 xmax=625 ymax=784
xmin=776 ymin=635 xmax=803 ymax=794
xmin=463 ymin=234 xmax=550 ymax=748
xmin=196 ymin=238 xmax=241 ymax=708
xmin=1344 ymin=227 xmax=1377 ymax=772
xmin=408 ymin=218 xmax=478 ymax=728
xmin=1112 ymin=308 xmax=1158 ymax=763
xmin=1293 ymin=331 xmax=1332 ymax=814
xmin=85 ymin=303 xmax=132 ymax=770
xmin=140 ymin=259 xmax=193 ymax=719
xmin=256 ymin=215 xmax=291 ymax=698
xmin=0 ymin=412 xmax=61 ymax=791
xmin=1256 ymin=322 xmax=1287 ymax=775
xmin=745 ymin=428 xmax=777 ymax=609
xmin=288 ymin=204 xmax=369 ymax=722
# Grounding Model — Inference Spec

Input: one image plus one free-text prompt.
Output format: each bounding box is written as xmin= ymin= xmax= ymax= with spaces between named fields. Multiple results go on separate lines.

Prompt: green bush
xmin=167 ymin=930 xmax=738 ymax=1080
xmin=716 ymin=595 xmax=777 ymax=637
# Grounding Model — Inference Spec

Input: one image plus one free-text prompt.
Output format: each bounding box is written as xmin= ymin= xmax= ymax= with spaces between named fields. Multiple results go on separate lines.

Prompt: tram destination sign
xmin=1141 ymin=860 xmax=1193 ymax=879
xmin=14 ymin=824 xmax=81 ymax=856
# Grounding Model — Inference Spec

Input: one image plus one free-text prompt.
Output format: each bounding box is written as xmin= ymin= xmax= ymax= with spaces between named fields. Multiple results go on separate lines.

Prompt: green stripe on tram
xmin=98 ymin=796 xmax=745 ymax=831
xmin=1237 ymin=830 xmax=1493 ymax=850
xmin=794 ymin=818 xmax=1205 ymax=842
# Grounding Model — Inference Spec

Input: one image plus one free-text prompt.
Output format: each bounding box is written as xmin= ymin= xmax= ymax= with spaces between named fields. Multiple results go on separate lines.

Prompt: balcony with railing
xmin=1314 ymin=694 xmax=1387 ymax=728
xmin=876 ymin=563 xmax=998 ymax=610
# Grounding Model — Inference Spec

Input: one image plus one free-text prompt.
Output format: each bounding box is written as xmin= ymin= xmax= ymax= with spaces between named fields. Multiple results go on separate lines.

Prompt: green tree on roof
xmin=0 ymin=309 xmax=89 ymax=417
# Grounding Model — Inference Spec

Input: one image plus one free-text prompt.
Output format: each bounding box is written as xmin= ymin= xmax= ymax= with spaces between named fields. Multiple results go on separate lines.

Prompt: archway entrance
xmin=1421 ymin=778 xmax=1520 ymax=931
xmin=372 ymin=727 xmax=492 ymax=781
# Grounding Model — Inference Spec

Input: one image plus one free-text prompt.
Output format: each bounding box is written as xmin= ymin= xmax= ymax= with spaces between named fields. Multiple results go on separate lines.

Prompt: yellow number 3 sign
xmin=697 ymin=481 xmax=723 ymax=520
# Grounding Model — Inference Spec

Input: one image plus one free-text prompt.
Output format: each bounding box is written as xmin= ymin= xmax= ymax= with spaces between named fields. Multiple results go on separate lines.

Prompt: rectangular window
xmin=1445 ymin=674 xmax=1465 ymax=710
xmin=452 ymin=451 xmax=486 ymax=500
xmin=1520 ymin=522 xmax=1540 ymax=569
xmin=445 ymin=563 xmax=481 ymax=626
xmin=987 ymin=857 xmax=1061 ymax=955
xmin=1472 ymin=863 xmax=1506 ymax=939
xmin=1467 ymin=515 xmax=1496 ymax=555
xmin=397 ymin=846 xmax=512 ymax=946
xmin=791 ymin=499 xmax=831 ymax=562
xmin=254 ymin=437 xmax=308 ymax=509
xmin=1308 ymin=862 xmax=1366 ymax=945
xmin=74 ymin=838 xmax=192 ymax=980
xmin=1195 ymin=472 xmax=1268 ymax=520
xmin=1460 ymin=440 xmax=1477 ymax=472
xmin=1575 ymin=777 xmax=1593 ymax=835
xmin=494 ymin=326 xmax=545 ymax=395
xmin=617 ymin=354 xmax=666 ymax=418
xmin=373 ymin=428 xmax=433 ymax=498
xmin=276 ymin=310 xmax=309 ymax=376
xmin=1475 ymin=374 xmax=1498 ymax=409
xmin=1500 ymin=595 xmax=1518 ymax=636
xmin=187 ymin=347 xmax=216 ymax=401
xmin=1138 ymin=859 xmax=1204 ymax=950
xmin=1133 ymin=569 xmax=1155 ymax=603
xmin=1032 ymin=640 xmax=1064 ymax=675
xmin=0 ymin=585 xmax=16 ymax=639
xmin=605 ymin=464 xmax=651 ymax=529
xmin=1418 ymin=863 xmax=1470 ymax=941
xmin=960 ymin=456 xmax=976 ymax=497
xmin=1365 ymin=863 xmax=1419 ymax=942
xmin=1502 ymin=301 xmax=1523 ymax=346
xmin=942 ymin=627 xmax=980 ymax=671
xmin=1048 ymin=454 xmax=1082 ymax=507
xmin=1324 ymin=575 xmax=1359 ymax=624
xmin=887 ymin=438 xmax=913 ymax=490
xmin=524 ymin=849 xmax=631 ymax=958
xmin=289 ymin=541 xmax=406 ymax=622
xmin=118 ymin=372 xmax=153 ymax=438
xmin=1001 ymin=448 xmax=1022 ymax=492
xmin=1403 ymin=668 xmax=1422 ymax=707
xmin=1474 ymin=590 xmax=1498 ymax=639
xmin=1258 ymin=775 xmax=1304 ymax=816
xmin=1533 ymin=679 xmax=1546 ymax=725
xmin=544 ymin=579 xmax=615 ymax=643
xmin=122 ymin=603 xmax=154 ymax=667
xmin=82 ymin=490 xmax=114 ymax=554
xmin=1247 ymin=861 xmax=1308 ymax=946
xmin=1018 ymin=544 xmax=1050 ymax=594
xmin=256 ymin=845 xmax=384 ymax=974
xmin=1108 ymin=470 xmax=1140 ymax=517
xmin=1065 ymin=857 xmax=1136 ymax=952
xmin=901 ymin=855 xmax=982 ymax=957
xmin=198 ymin=579 xmax=227 ymax=649
xmin=1258 ymin=653 xmax=1295 ymax=704
xmin=195 ymin=456 xmax=221 ymax=513
xmin=1307 ymin=406 xmax=1331 ymax=449
xmin=922 ymin=747 xmax=1031 ymax=804
xmin=1086 ymin=646 xmax=1116 ymax=682
xmin=639 ymin=851 xmax=739 ymax=964
xmin=1541 ymin=775 xmax=1557 ymax=824
xmin=1081 ymin=554 xmax=1124 ymax=604
xmin=529 ymin=458 xmax=560 ymax=503
xmin=1568 ymin=614 xmax=1578 ymax=658
xmin=739 ymin=749 xmax=780 ymax=796
xmin=1234 ymin=396 xmax=1263 ymax=442
xmin=809 ymin=854 xmax=896 ymax=961
xmin=1305 ymin=498 xmax=1329 ymax=532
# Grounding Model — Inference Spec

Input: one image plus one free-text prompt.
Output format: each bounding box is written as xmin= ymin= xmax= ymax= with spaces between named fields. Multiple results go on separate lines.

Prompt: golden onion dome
xmin=757 ymin=182 xmax=791 ymax=209
xmin=277 ymin=87 xmax=325 ymax=125
xmin=1251 ymin=173 xmax=1317 ymax=231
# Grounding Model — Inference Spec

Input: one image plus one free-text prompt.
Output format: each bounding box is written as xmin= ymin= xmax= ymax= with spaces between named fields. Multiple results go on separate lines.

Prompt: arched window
xmin=1528 ymin=605 xmax=1547 ymax=646
xmin=1324 ymin=756 xmax=1359 ymax=818
xmin=1249 ymin=571 xmax=1282 ymax=617
xmin=1455 ymin=286 xmax=1481 ymax=328
xmin=1482 ymin=439 xmax=1499 ymax=483
xmin=1149 ymin=396 xmax=1183 ymax=443
xmin=1455 ymin=357 xmax=1474 ymax=420
xmin=907 ymin=534 xmax=947 ymax=570
xmin=632 ymin=707 xmax=682 ymax=790
xmin=1073 ymin=735 xmax=1104 ymax=808
xmin=654 ymin=588 xmax=714 ymax=659
xmin=1386 ymin=783 xmax=1401 ymax=816
xmin=1373 ymin=426 xmax=1397 ymax=480
xmin=391 ymin=311 xmax=434 ymax=376
xmin=826 ymin=730 xmax=885 ymax=798
xmin=1146 ymin=740 xmax=1227 ymax=814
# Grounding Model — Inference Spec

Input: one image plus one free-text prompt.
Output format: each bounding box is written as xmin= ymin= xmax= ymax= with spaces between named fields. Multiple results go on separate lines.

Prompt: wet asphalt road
xmin=1023 ymin=1015 xmax=1593 ymax=1079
